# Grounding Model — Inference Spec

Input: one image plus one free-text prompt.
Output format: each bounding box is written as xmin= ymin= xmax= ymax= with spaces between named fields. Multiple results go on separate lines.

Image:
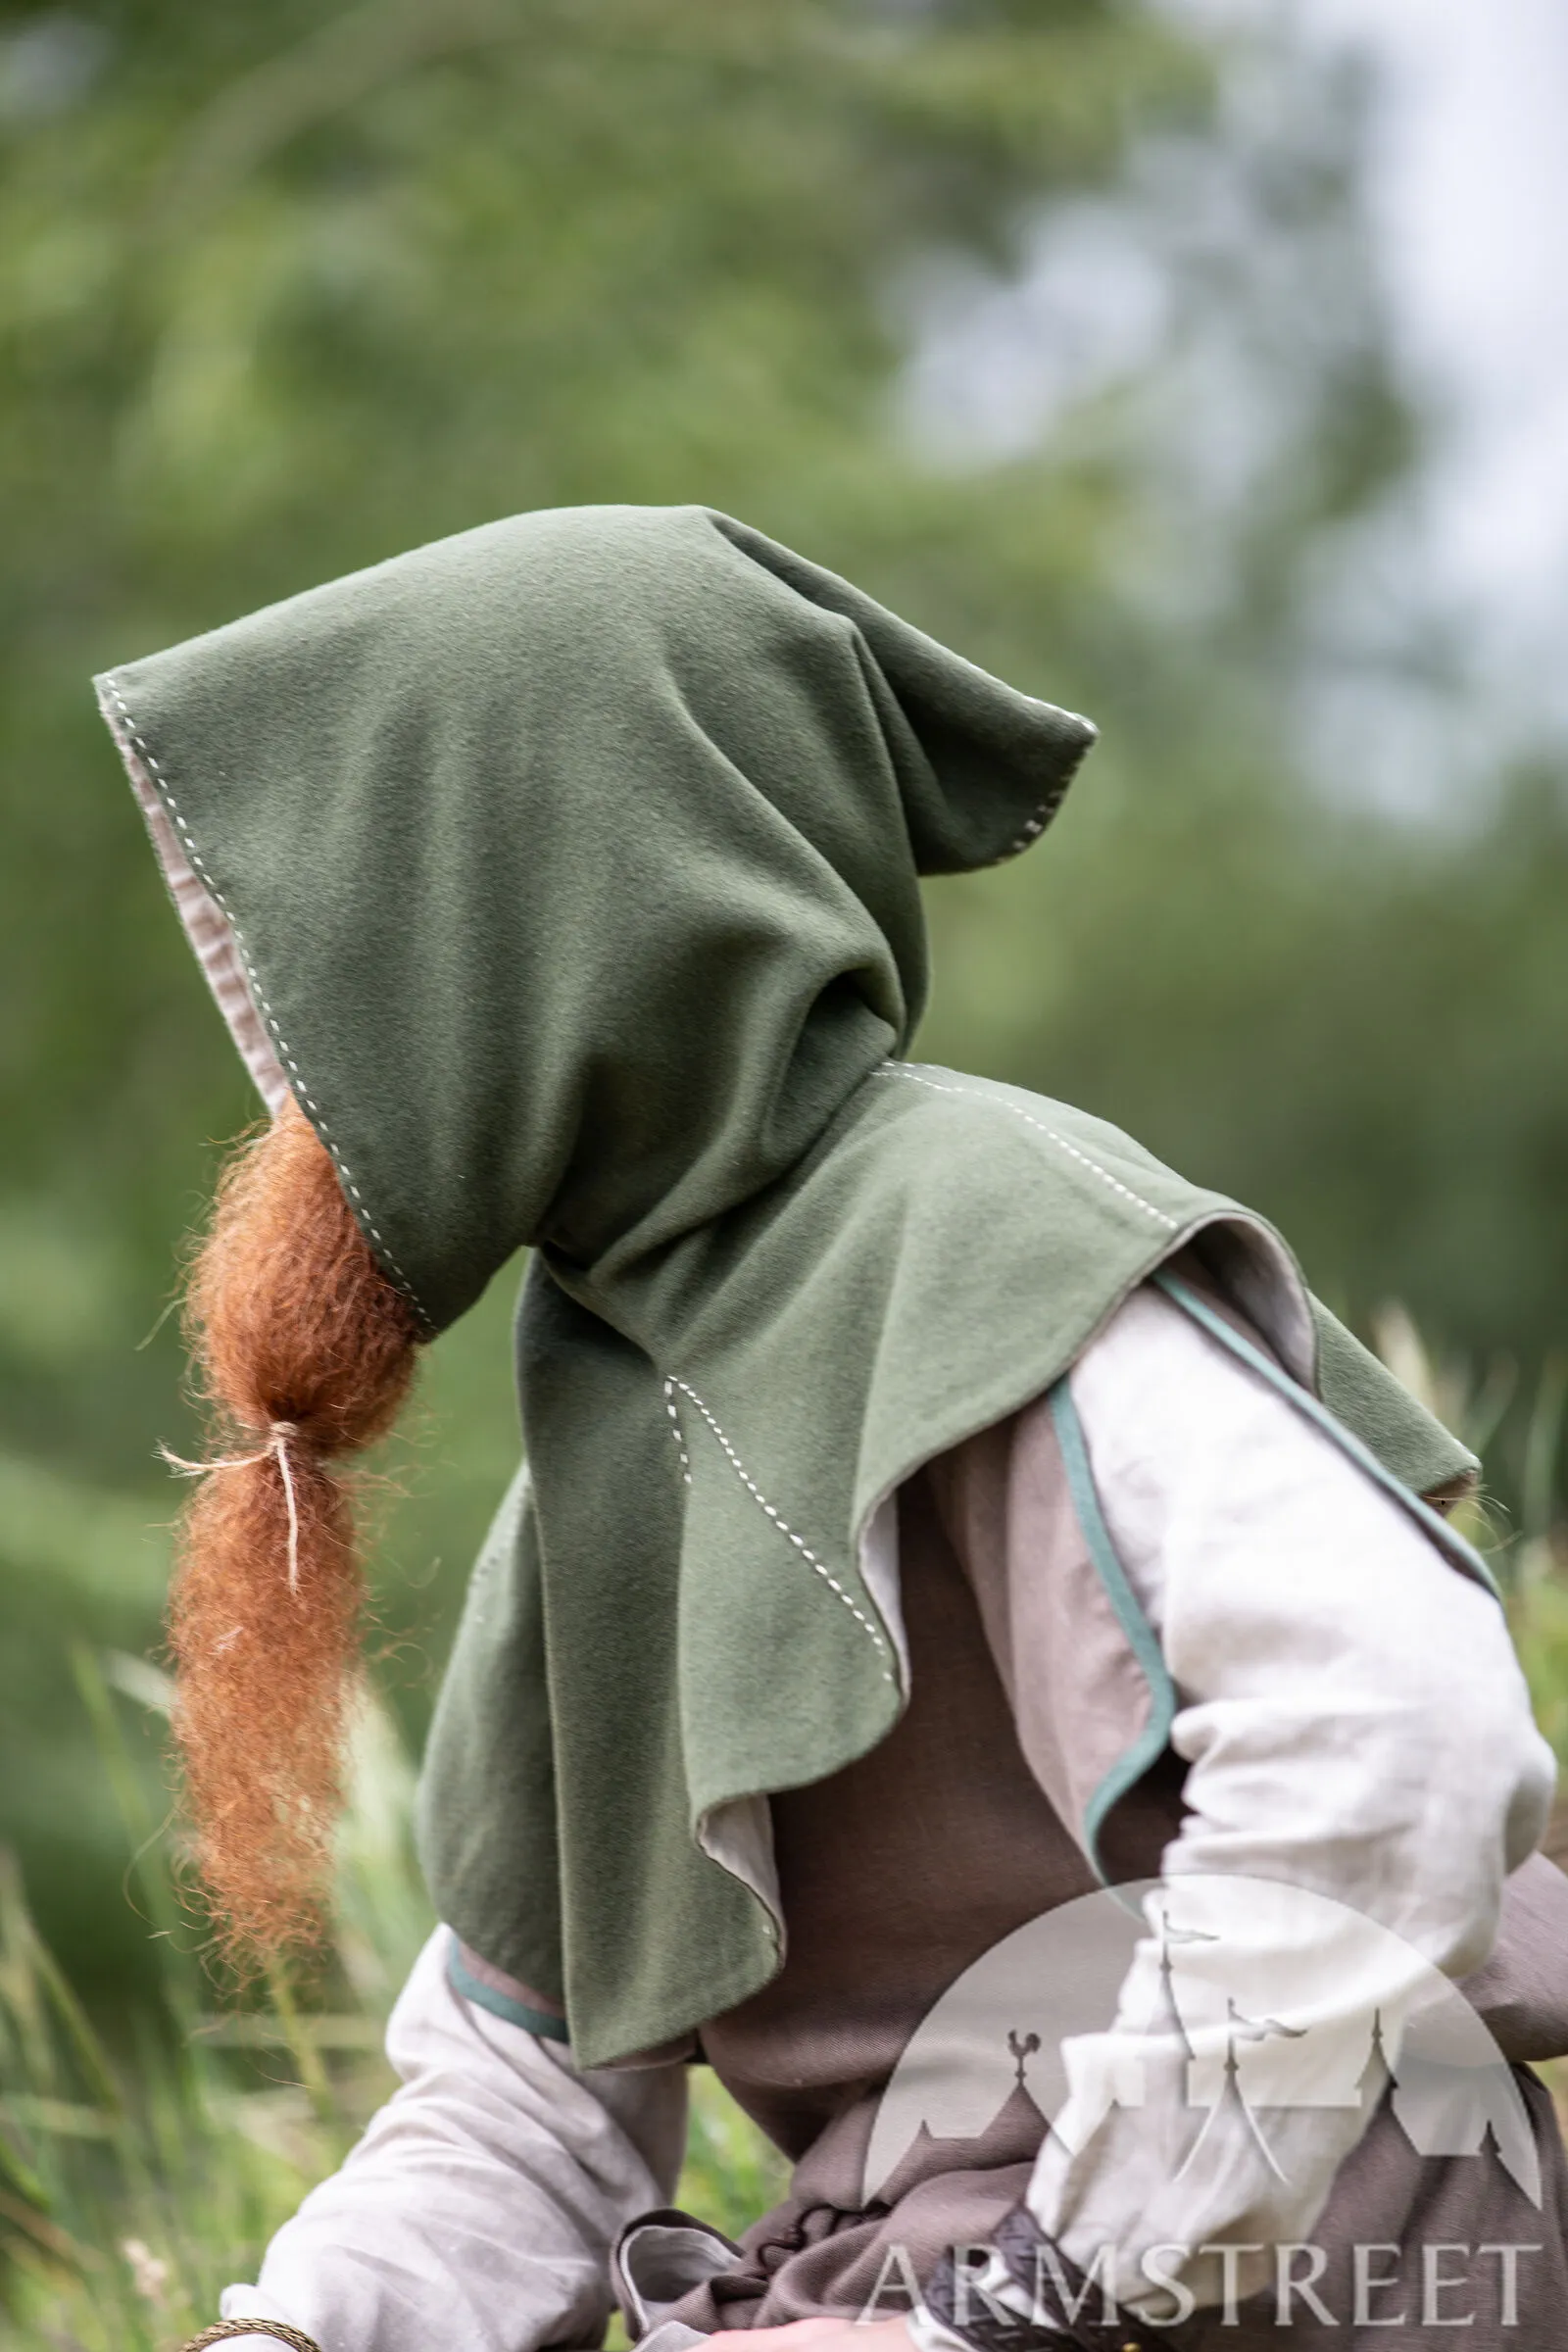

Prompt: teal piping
xmin=1154 ymin=1271 xmax=1500 ymax=1603
xmin=1049 ymin=1379 xmax=1178 ymax=1886
xmin=448 ymin=1944 xmax=570 ymax=2042
xmin=1058 ymin=1269 xmax=1501 ymax=1886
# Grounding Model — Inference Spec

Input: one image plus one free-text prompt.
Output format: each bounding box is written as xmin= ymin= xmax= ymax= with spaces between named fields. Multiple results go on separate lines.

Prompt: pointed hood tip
xmin=100 ymin=504 xmax=1096 ymax=1328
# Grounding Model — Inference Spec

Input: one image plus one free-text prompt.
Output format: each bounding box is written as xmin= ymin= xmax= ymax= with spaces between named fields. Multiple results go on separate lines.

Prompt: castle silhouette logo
xmin=862 ymin=1873 xmax=1541 ymax=2215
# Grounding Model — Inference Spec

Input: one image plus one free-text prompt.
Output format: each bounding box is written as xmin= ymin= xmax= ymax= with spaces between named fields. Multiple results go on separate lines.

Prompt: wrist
xmin=181 ymin=2323 xmax=324 ymax=2352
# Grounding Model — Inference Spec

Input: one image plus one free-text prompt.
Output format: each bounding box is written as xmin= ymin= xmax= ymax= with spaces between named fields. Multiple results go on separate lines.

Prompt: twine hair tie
xmin=160 ymin=1420 xmax=304 ymax=1593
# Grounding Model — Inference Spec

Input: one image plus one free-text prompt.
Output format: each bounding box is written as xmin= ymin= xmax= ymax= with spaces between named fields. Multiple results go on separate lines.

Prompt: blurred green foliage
xmin=0 ymin=1667 xmax=786 ymax=2346
xmin=0 ymin=0 xmax=1565 ymax=2021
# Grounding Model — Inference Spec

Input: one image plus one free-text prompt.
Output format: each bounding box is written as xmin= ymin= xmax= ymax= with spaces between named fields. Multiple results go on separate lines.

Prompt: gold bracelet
xmin=180 ymin=2324 xmax=323 ymax=2352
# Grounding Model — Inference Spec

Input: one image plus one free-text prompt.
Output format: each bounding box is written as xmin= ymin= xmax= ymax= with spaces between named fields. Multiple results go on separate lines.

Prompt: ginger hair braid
xmin=168 ymin=1100 xmax=421 ymax=1965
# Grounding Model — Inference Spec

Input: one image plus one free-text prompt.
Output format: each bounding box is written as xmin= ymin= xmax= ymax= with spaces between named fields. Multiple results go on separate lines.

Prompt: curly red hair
xmin=171 ymin=1101 xmax=420 ymax=1963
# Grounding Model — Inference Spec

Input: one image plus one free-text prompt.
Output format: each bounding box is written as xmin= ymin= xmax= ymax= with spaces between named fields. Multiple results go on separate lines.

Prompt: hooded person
xmin=98 ymin=506 xmax=1568 ymax=2352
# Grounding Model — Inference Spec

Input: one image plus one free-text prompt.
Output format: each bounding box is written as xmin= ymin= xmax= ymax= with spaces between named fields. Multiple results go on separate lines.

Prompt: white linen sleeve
xmin=217 ymin=1926 xmax=688 ymax=2352
xmin=1023 ymin=1282 xmax=1555 ymax=2325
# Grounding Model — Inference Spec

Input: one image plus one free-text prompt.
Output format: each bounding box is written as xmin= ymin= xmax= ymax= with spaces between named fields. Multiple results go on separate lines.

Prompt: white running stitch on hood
xmin=984 ymin=710 xmax=1097 ymax=864
xmin=664 ymin=1378 xmax=896 ymax=1684
xmin=872 ymin=1065 xmax=1179 ymax=1230
xmin=102 ymin=676 xmax=428 ymax=1320
xmin=662 ymin=1383 xmax=692 ymax=1485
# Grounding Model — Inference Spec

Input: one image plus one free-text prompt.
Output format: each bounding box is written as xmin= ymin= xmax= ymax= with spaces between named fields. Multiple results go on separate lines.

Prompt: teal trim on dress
xmin=1154 ymin=1271 xmax=1500 ymax=1604
xmin=1049 ymin=1380 xmax=1178 ymax=1886
xmin=448 ymin=1943 xmax=571 ymax=2042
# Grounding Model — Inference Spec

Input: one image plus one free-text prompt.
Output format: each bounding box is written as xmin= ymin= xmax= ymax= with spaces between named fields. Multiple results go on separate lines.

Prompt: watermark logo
xmin=859 ymin=1874 xmax=1544 ymax=2328
xmin=864 ymin=1874 xmax=1538 ymax=2205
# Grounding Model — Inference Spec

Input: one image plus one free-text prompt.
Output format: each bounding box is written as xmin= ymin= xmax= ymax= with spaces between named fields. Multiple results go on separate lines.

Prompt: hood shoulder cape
xmin=96 ymin=505 xmax=1477 ymax=2064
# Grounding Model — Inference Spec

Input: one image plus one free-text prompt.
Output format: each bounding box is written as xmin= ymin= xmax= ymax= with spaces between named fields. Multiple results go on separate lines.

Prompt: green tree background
xmin=2 ymin=0 xmax=1564 ymax=2012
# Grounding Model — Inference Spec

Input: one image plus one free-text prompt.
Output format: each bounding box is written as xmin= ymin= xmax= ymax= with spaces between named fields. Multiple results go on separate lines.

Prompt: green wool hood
xmin=99 ymin=505 xmax=1476 ymax=2066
